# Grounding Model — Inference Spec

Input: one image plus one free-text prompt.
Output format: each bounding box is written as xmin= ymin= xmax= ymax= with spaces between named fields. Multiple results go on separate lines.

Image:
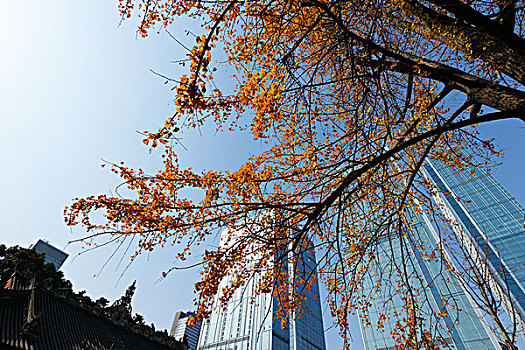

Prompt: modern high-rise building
xmin=289 ymin=238 xmax=326 ymax=350
xmin=360 ymin=208 xmax=500 ymax=349
xmin=423 ymin=156 xmax=525 ymax=338
xmin=360 ymin=153 xmax=525 ymax=349
xmin=196 ymin=226 xmax=326 ymax=350
xmin=30 ymin=239 xmax=69 ymax=270
xmin=171 ymin=311 xmax=202 ymax=350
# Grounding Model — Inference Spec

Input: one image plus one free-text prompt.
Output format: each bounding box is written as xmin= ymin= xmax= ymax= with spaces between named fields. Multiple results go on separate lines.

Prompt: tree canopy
xmin=66 ymin=0 xmax=525 ymax=347
xmin=0 ymin=244 xmax=72 ymax=291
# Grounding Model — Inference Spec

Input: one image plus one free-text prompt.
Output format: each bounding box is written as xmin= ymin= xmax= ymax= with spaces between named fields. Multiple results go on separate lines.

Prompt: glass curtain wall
xmin=423 ymin=156 xmax=525 ymax=338
xmin=360 ymin=208 xmax=499 ymax=350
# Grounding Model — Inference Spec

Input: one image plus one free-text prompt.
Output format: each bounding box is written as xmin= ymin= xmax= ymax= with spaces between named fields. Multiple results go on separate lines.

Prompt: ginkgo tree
xmin=66 ymin=0 xmax=525 ymax=348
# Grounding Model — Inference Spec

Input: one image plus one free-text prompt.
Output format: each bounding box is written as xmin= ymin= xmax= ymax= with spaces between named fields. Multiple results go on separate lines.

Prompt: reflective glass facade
xmin=291 ymin=240 xmax=326 ymax=350
xmin=360 ymin=209 xmax=499 ymax=350
xmin=424 ymin=158 xmax=525 ymax=337
xmin=31 ymin=239 xmax=68 ymax=270
xmin=197 ymin=228 xmax=326 ymax=350
xmin=171 ymin=311 xmax=202 ymax=350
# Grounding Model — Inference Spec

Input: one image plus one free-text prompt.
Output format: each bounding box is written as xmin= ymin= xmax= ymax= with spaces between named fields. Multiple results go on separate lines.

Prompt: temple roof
xmin=0 ymin=287 xmax=186 ymax=350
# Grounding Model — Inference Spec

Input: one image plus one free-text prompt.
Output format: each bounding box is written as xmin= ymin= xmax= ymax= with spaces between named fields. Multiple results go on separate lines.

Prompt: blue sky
xmin=0 ymin=1 xmax=524 ymax=349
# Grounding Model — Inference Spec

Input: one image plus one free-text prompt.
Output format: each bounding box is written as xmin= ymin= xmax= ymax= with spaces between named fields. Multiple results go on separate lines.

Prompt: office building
xmin=171 ymin=311 xmax=202 ymax=350
xmin=31 ymin=239 xmax=68 ymax=270
xmin=290 ymin=238 xmax=326 ymax=350
xmin=423 ymin=156 xmax=525 ymax=338
xmin=360 ymin=208 xmax=500 ymax=349
xmin=360 ymin=153 xmax=525 ymax=349
xmin=196 ymin=226 xmax=326 ymax=350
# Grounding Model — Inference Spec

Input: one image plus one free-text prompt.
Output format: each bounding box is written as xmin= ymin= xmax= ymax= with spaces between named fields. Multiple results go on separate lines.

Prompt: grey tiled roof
xmin=0 ymin=288 xmax=186 ymax=350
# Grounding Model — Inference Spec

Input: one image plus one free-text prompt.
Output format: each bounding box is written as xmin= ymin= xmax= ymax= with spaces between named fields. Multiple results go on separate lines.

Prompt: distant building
xmin=170 ymin=311 xmax=201 ymax=350
xmin=30 ymin=240 xmax=68 ymax=270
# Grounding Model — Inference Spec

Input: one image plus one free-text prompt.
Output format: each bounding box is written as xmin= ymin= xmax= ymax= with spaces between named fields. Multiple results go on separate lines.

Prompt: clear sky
xmin=0 ymin=2 xmax=524 ymax=349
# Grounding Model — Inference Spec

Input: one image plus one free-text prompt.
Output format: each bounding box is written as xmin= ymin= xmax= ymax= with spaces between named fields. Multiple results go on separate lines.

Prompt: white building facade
xmin=197 ymin=226 xmax=326 ymax=350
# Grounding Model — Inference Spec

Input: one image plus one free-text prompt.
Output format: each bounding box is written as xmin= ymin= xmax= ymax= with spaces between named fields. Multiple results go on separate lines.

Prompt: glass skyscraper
xmin=360 ymin=208 xmax=500 ymax=350
xmin=30 ymin=239 xmax=68 ymax=270
xmin=423 ymin=156 xmax=525 ymax=339
xmin=290 ymin=239 xmax=326 ymax=350
xmin=360 ymin=153 xmax=525 ymax=349
xmin=171 ymin=311 xmax=202 ymax=350
xmin=196 ymin=227 xmax=326 ymax=350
